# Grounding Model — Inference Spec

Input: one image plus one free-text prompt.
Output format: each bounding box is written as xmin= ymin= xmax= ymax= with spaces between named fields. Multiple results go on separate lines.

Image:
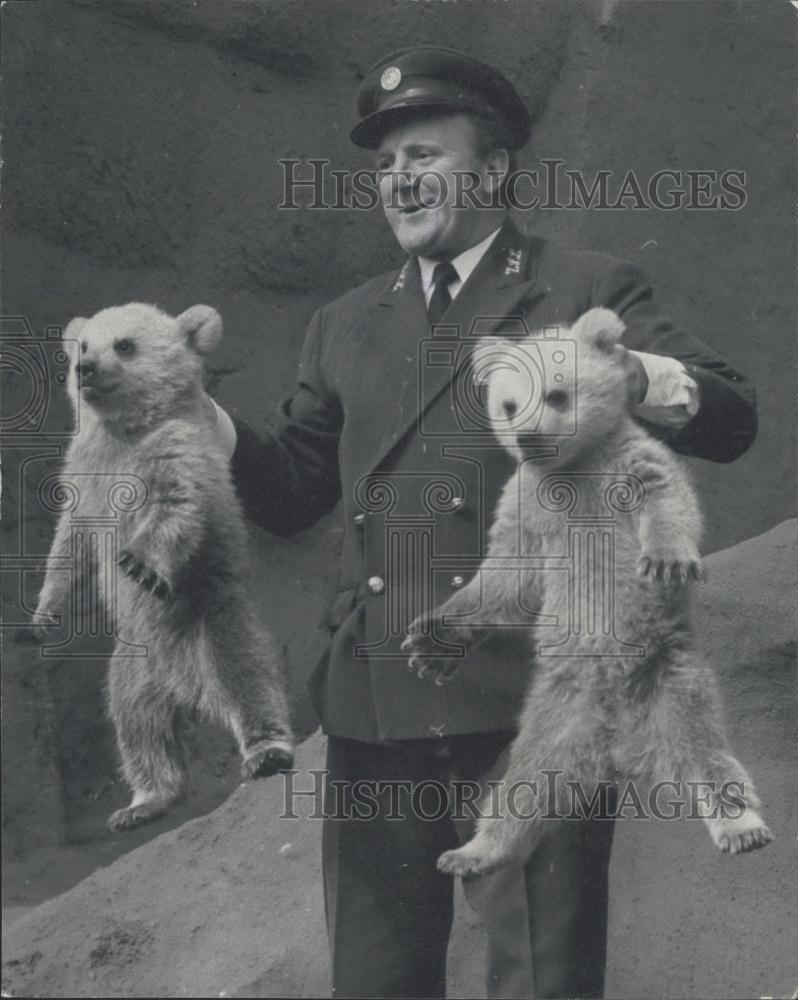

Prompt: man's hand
xmin=624 ymin=350 xmax=701 ymax=427
xmin=617 ymin=345 xmax=649 ymax=404
xmin=199 ymin=391 xmax=237 ymax=460
xmin=201 ymin=390 xmax=218 ymax=425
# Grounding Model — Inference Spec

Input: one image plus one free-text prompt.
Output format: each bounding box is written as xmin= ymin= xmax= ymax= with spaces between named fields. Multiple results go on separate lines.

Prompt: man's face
xmin=376 ymin=114 xmax=502 ymax=260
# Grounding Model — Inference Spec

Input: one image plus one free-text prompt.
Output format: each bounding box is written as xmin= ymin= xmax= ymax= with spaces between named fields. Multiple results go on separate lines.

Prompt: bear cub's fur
xmin=34 ymin=303 xmax=294 ymax=831
xmin=404 ymin=307 xmax=772 ymax=877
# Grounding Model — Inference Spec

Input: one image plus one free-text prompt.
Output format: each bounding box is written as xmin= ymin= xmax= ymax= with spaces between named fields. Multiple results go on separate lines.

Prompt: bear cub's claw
xmin=107 ymin=800 xmax=170 ymax=833
xmin=402 ymin=643 xmax=461 ymax=685
xmin=710 ymin=812 xmax=774 ymax=855
xmin=118 ymin=549 xmax=173 ymax=600
xmin=402 ymin=617 xmax=466 ymax=683
xmin=27 ymin=607 xmax=62 ymax=642
xmin=437 ymin=845 xmax=499 ymax=879
xmin=241 ymin=742 xmax=295 ymax=780
xmin=637 ymin=554 xmax=706 ymax=584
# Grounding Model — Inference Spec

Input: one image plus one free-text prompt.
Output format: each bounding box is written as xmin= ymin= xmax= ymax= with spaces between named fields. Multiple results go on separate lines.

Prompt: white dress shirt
xmin=418 ymin=228 xmax=504 ymax=306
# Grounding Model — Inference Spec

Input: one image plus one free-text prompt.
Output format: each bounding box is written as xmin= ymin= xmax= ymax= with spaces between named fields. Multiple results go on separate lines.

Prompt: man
xmin=212 ymin=47 xmax=756 ymax=999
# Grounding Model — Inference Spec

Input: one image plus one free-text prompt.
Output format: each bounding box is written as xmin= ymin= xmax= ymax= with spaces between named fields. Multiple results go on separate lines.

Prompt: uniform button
xmin=368 ymin=576 xmax=385 ymax=595
xmin=451 ymin=575 xmax=465 ymax=588
xmin=353 ymin=512 xmax=366 ymax=525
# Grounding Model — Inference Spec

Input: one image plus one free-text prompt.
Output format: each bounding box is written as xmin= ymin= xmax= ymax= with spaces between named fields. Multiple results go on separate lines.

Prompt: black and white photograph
xmin=1 ymin=1 xmax=796 ymax=997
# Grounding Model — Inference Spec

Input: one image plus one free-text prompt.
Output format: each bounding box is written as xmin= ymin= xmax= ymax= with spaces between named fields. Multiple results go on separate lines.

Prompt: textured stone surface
xmin=1 ymin=0 xmax=794 ymax=870
xmin=2 ymin=521 xmax=795 ymax=999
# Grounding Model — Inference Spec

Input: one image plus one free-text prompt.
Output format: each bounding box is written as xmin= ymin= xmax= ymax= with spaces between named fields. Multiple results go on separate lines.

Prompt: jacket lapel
xmin=365 ymin=219 xmax=545 ymax=474
xmin=366 ymin=256 xmax=429 ymax=397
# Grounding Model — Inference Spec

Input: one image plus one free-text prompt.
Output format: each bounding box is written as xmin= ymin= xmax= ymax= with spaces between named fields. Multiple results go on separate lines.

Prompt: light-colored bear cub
xmin=404 ymin=307 xmax=772 ymax=877
xmin=34 ymin=303 xmax=294 ymax=832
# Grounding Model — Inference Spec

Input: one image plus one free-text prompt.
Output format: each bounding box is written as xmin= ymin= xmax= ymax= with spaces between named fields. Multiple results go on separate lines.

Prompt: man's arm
xmin=596 ymin=261 xmax=757 ymax=463
xmin=214 ymin=308 xmax=344 ymax=537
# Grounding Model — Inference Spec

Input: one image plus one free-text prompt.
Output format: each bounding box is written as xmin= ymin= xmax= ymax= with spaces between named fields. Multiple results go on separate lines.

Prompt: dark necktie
xmin=427 ymin=261 xmax=458 ymax=325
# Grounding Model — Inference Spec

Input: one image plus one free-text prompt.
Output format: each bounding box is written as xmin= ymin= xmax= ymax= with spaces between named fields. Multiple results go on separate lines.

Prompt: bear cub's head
xmin=64 ymin=303 xmax=222 ymax=433
xmin=472 ymin=307 xmax=633 ymax=466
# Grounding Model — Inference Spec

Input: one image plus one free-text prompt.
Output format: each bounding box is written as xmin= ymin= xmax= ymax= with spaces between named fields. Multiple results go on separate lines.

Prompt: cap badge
xmin=381 ymin=66 xmax=402 ymax=91
xmin=391 ymin=260 xmax=409 ymax=292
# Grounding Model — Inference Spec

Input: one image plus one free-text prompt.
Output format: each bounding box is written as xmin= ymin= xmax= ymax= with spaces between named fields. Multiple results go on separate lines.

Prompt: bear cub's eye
xmin=114 ymin=338 xmax=136 ymax=357
xmin=546 ymin=389 xmax=569 ymax=410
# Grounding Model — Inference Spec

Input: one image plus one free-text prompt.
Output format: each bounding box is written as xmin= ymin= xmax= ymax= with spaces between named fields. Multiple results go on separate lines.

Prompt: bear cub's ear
xmin=64 ymin=317 xmax=88 ymax=340
xmin=62 ymin=317 xmax=88 ymax=366
xmin=176 ymin=305 xmax=223 ymax=356
xmin=573 ymin=307 xmax=625 ymax=352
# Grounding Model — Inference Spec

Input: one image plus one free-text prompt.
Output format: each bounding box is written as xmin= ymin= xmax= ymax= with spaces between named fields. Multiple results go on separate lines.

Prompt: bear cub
xmin=404 ymin=307 xmax=772 ymax=877
xmin=34 ymin=303 xmax=294 ymax=831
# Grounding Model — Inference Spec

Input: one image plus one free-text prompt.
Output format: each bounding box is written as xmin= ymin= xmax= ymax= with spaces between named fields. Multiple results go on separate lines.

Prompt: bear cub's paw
xmin=29 ymin=604 xmax=63 ymax=642
xmin=637 ymin=548 xmax=706 ymax=584
xmin=118 ymin=547 xmax=174 ymax=600
xmin=241 ymin=740 xmax=295 ymax=780
xmin=437 ymin=843 xmax=502 ymax=879
xmin=107 ymin=799 xmax=170 ymax=833
xmin=402 ymin=616 xmax=468 ymax=685
xmin=709 ymin=811 xmax=774 ymax=855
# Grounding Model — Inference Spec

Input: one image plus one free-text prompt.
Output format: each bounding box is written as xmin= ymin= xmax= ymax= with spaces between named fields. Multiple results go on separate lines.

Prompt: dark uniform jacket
xmin=230 ymin=219 xmax=757 ymax=744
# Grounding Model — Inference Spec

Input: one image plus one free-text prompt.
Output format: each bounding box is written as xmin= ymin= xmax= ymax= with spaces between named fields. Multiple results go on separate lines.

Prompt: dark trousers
xmin=322 ymin=734 xmax=616 ymax=999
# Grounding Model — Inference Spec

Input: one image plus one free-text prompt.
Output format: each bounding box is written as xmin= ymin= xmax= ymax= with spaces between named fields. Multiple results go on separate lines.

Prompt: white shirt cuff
xmin=212 ymin=399 xmax=238 ymax=459
xmin=632 ymin=351 xmax=700 ymax=428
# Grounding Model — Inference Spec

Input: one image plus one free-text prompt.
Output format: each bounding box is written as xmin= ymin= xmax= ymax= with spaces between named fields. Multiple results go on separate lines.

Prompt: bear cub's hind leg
xmin=629 ymin=646 xmax=773 ymax=856
xmin=203 ymin=614 xmax=295 ymax=781
xmin=107 ymin=657 xmax=188 ymax=832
